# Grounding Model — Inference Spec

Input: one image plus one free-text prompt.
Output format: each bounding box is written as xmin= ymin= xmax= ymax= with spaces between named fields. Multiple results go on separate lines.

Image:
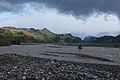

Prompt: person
xmin=78 ymin=45 xmax=82 ymax=50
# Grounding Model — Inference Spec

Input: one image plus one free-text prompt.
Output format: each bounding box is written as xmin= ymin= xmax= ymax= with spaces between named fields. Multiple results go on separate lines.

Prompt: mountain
xmin=114 ymin=35 xmax=120 ymax=43
xmin=84 ymin=35 xmax=120 ymax=43
xmin=57 ymin=33 xmax=82 ymax=43
xmin=84 ymin=36 xmax=97 ymax=42
xmin=0 ymin=26 xmax=82 ymax=45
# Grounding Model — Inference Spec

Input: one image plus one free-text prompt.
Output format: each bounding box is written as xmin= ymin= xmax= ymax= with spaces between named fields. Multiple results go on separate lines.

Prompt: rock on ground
xmin=0 ymin=54 xmax=120 ymax=80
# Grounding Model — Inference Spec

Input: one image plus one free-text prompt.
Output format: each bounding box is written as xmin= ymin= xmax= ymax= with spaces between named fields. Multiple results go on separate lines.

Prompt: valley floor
xmin=0 ymin=44 xmax=120 ymax=79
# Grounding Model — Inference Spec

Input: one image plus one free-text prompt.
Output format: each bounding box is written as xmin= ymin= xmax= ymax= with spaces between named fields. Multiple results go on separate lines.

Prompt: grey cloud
xmin=0 ymin=0 xmax=25 ymax=13
xmin=0 ymin=0 xmax=120 ymax=18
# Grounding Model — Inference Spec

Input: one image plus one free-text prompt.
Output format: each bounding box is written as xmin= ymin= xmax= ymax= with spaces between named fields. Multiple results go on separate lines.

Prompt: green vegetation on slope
xmin=0 ymin=26 xmax=82 ymax=45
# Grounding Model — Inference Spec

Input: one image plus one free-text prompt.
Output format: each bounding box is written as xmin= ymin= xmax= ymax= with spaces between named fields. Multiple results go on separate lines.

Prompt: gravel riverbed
xmin=0 ymin=54 xmax=120 ymax=80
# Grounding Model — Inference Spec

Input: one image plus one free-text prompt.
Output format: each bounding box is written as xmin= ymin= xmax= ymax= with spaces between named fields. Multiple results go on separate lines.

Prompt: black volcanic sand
xmin=0 ymin=54 xmax=120 ymax=80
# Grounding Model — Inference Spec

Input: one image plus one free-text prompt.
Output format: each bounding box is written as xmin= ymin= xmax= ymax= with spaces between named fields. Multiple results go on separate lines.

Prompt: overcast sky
xmin=0 ymin=0 xmax=120 ymax=37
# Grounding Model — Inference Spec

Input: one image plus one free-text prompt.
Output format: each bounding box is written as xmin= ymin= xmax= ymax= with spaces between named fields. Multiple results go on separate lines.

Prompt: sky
xmin=0 ymin=0 xmax=120 ymax=38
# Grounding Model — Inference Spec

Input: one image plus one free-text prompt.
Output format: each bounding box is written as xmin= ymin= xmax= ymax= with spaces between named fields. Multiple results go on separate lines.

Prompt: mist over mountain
xmin=71 ymin=33 xmax=87 ymax=40
xmin=73 ymin=31 xmax=120 ymax=40
xmin=96 ymin=32 xmax=112 ymax=37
